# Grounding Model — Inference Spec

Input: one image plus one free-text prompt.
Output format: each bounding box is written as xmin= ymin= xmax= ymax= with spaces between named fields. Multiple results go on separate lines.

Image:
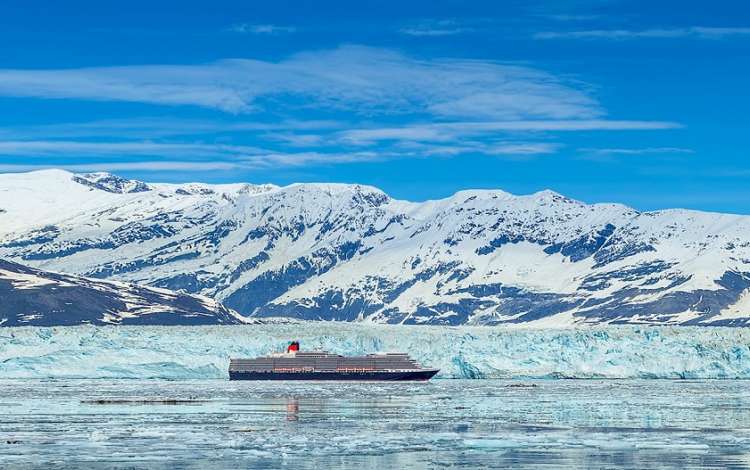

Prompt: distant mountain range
xmin=1 ymin=169 xmax=749 ymax=327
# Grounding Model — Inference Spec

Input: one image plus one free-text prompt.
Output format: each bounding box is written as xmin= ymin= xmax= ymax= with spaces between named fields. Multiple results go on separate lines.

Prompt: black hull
xmin=229 ymin=369 xmax=439 ymax=381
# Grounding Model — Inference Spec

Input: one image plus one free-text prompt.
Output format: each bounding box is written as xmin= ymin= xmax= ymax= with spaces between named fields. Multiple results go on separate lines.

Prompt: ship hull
xmin=229 ymin=369 xmax=439 ymax=381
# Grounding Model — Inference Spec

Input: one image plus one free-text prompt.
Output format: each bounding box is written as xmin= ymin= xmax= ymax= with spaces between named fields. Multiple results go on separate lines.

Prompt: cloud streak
xmin=535 ymin=26 xmax=750 ymax=40
xmin=399 ymin=19 xmax=474 ymax=36
xmin=0 ymin=46 xmax=685 ymax=172
xmin=228 ymin=24 xmax=296 ymax=34
xmin=0 ymin=137 xmax=564 ymax=171
xmin=396 ymin=141 xmax=560 ymax=157
xmin=579 ymin=147 xmax=694 ymax=156
xmin=0 ymin=118 xmax=344 ymax=140
xmin=0 ymin=152 xmax=384 ymax=172
xmin=0 ymin=141 xmax=559 ymax=174
xmin=338 ymin=120 xmax=681 ymax=145
xmin=0 ymin=161 xmax=241 ymax=173
xmin=0 ymin=141 xmax=264 ymax=158
xmin=0 ymin=45 xmax=602 ymax=119
xmin=399 ymin=27 xmax=469 ymax=36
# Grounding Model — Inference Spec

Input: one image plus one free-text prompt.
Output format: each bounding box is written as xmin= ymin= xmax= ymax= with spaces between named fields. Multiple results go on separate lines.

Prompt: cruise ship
xmin=229 ymin=342 xmax=439 ymax=381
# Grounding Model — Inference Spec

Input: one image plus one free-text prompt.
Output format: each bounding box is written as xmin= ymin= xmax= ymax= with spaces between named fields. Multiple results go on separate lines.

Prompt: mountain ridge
xmin=0 ymin=257 xmax=248 ymax=326
xmin=1 ymin=169 xmax=749 ymax=326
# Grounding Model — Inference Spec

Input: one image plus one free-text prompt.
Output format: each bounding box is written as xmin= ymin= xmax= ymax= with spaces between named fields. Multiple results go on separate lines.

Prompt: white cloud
xmin=0 ymin=153 xmax=378 ymax=173
xmin=0 ymin=45 xmax=685 ymax=170
xmin=228 ymin=24 xmax=296 ymax=34
xmin=238 ymin=142 xmax=559 ymax=167
xmin=485 ymin=143 xmax=559 ymax=155
xmin=535 ymin=26 xmax=750 ymax=40
xmin=263 ymin=133 xmax=326 ymax=147
xmin=0 ymin=139 xmax=393 ymax=170
xmin=399 ymin=19 xmax=474 ymax=36
xmin=0 ymin=151 xmax=386 ymax=172
xmin=0 ymin=141 xmax=264 ymax=158
xmin=0 ymin=161 xmax=241 ymax=172
xmin=338 ymin=120 xmax=681 ymax=145
xmin=0 ymin=45 xmax=602 ymax=119
xmin=239 ymin=151 xmax=383 ymax=168
xmin=0 ymin=118 xmax=344 ymax=140
xmin=543 ymin=14 xmax=603 ymax=22
xmin=389 ymin=140 xmax=560 ymax=157
xmin=399 ymin=27 xmax=469 ymax=36
xmin=580 ymin=147 xmax=694 ymax=156
xmin=414 ymin=142 xmax=560 ymax=156
xmin=0 ymin=137 xmax=565 ymax=173
xmin=691 ymin=27 xmax=750 ymax=37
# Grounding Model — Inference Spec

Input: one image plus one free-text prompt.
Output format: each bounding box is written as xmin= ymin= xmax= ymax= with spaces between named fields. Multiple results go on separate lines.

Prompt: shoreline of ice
xmin=1 ymin=323 xmax=749 ymax=379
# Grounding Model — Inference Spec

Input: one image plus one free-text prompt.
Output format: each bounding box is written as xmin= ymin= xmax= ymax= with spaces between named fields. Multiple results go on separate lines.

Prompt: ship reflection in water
xmin=286 ymin=398 xmax=299 ymax=421
xmin=3 ymin=379 xmax=750 ymax=469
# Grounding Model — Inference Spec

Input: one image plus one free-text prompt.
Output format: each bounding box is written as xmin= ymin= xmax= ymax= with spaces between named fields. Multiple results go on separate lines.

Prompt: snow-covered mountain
xmin=1 ymin=169 xmax=749 ymax=326
xmin=0 ymin=258 xmax=246 ymax=326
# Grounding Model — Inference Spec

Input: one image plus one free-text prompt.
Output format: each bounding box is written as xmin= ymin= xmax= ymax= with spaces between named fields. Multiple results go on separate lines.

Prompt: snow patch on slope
xmin=2 ymin=169 xmax=750 ymax=326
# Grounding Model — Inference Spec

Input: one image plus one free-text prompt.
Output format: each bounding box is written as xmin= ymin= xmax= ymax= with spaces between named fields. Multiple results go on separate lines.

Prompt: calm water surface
xmin=2 ymin=379 xmax=750 ymax=469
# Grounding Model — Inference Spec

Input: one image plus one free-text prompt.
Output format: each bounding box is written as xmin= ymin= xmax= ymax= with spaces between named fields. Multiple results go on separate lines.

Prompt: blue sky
xmin=0 ymin=0 xmax=749 ymax=213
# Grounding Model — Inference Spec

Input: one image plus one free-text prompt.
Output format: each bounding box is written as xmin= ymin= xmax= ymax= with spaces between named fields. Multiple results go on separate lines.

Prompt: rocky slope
xmin=0 ymin=258 xmax=246 ymax=326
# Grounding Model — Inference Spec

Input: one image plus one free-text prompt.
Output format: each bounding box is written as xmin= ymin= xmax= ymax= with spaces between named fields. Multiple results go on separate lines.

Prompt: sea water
xmin=2 ymin=324 xmax=750 ymax=468
xmin=2 ymin=379 xmax=750 ymax=468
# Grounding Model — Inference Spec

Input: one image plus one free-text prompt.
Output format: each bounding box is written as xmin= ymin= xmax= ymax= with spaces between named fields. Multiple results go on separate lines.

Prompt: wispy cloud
xmin=0 ymin=136 xmax=565 ymax=173
xmin=0 ymin=116 xmax=682 ymax=174
xmin=484 ymin=143 xmax=559 ymax=155
xmin=399 ymin=27 xmax=468 ymax=36
xmin=239 ymin=151 xmax=383 ymax=168
xmin=579 ymin=147 xmax=694 ymax=156
xmin=542 ymin=14 xmax=603 ymax=22
xmin=0 ymin=136 xmax=561 ymax=158
xmin=0 ymin=118 xmax=344 ymax=140
xmin=0 ymin=152 xmax=383 ymax=172
xmin=0 ymin=161 xmax=241 ymax=173
xmin=0 ymin=45 xmax=602 ymax=119
xmin=228 ymin=23 xmax=296 ymax=34
xmin=0 ymin=141 xmax=264 ymax=158
xmin=338 ymin=120 xmax=681 ymax=145
xmin=404 ymin=141 xmax=560 ymax=157
xmin=399 ymin=19 xmax=473 ymax=36
xmin=535 ymin=26 xmax=750 ymax=40
xmin=0 ymin=45 xmax=684 ymax=172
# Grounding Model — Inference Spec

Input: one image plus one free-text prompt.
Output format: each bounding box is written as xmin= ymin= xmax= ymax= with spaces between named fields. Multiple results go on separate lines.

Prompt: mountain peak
xmin=3 ymin=169 xmax=750 ymax=328
xmin=530 ymin=189 xmax=577 ymax=203
xmin=284 ymin=182 xmax=392 ymax=206
xmin=72 ymin=172 xmax=151 ymax=194
xmin=450 ymin=189 xmax=515 ymax=202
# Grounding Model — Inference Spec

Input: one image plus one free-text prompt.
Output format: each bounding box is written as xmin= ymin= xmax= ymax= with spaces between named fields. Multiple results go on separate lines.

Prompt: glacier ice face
xmin=2 ymin=323 xmax=750 ymax=379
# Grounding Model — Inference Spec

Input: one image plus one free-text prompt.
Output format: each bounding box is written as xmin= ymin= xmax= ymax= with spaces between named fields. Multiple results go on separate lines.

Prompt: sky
xmin=0 ymin=0 xmax=748 ymax=213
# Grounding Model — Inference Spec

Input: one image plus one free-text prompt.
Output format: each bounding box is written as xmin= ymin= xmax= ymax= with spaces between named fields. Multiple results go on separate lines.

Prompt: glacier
xmin=2 ymin=323 xmax=750 ymax=379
